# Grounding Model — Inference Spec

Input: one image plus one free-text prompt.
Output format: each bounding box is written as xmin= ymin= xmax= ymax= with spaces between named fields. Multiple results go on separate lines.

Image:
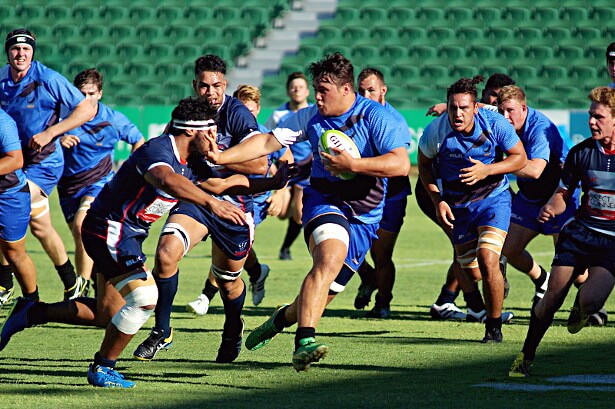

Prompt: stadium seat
xmin=135 ymin=24 xmax=163 ymax=43
xmin=184 ymin=6 xmax=213 ymax=23
xmin=399 ymin=27 xmax=427 ymax=45
xmin=426 ymin=27 xmax=455 ymax=43
xmin=531 ymin=7 xmax=560 ymax=26
xmin=125 ymin=62 xmax=154 ymax=77
xmin=416 ymin=7 xmax=445 ymax=24
xmin=555 ymin=45 xmax=584 ymax=61
xmin=480 ymin=64 xmax=508 ymax=77
xmin=391 ymin=64 xmax=420 ymax=82
xmin=163 ymin=25 xmax=193 ymax=43
xmin=67 ymin=60 xmax=94 ymax=78
xmin=449 ymin=65 xmax=480 ymax=79
xmin=508 ymin=65 xmax=538 ymax=82
xmin=156 ymin=5 xmax=183 ymax=22
xmin=539 ymin=65 xmax=567 ymax=81
xmin=16 ymin=5 xmax=45 ymax=22
xmin=351 ymin=44 xmax=380 ymax=66
xmin=542 ymin=27 xmax=572 ymax=45
xmin=467 ymin=45 xmax=498 ymax=65
xmin=154 ymin=62 xmax=189 ymax=83
xmin=485 ymin=27 xmax=516 ymax=45
xmin=387 ymin=7 xmax=416 ymax=26
xmin=455 ymin=27 xmax=488 ymax=45
xmin=0 ymin=5 xmax=14 ymax=20
xmin=359 ymin=6 xmax=389 ymax=24
xmin=144 ymin=43 xmax=175 ymax=63
xmin=52 ymin=23 xmax=81 ymax=43
xmin=502 ymin=7 xmax=531 ymax=26
xmin=79 ymin=24 xmax=109 ymax=42
xmin=591 ymin=6 xmax=615 ymax=21
xmin=526 ymin=45 xmax=556 ymax=65
xmin=495 ymin=45 xmax=524 ymax=61
xmin=100 ymin=5 xmax=130 ymax=24
xmin=96 ymin=61 xmax=125 ymax=79
xmin=444 ymin=6 xmax=473 ymax=25
xmin=524 ymin=84 xmax=550 ymax=98
xmin=572 ymin=27 xmax=601 ymax=44
xmin=334 ymin=6 xmax=360 ymax=23
xmin=437 ymin=45 xmax=472 ymax=65
xmin=108 ymin=25 xmax=136 ymax=42
xmin=420 ymin=65 xmax=449 ymax=82
xmin=89 ymin=42 xmax=115 ymax=63
xmin=568 ymin=65 xmax=599 ymax=85
xmin=473 ymin=7 xmax=501 ymax=24
xmin=58 ymin=42 xmax=87 ymax=59
xmin=342 ymin=26 xmax=371 ymax=44
xmin=44 ymin=4 xmax=72 ymax=23
xmin=560 ymin=6 xmax=588 ymax=24
xmin=117 ymin=43 xmax=144 ymax=60
xmin=312 ymin=26 xmax=343 ymax=44
xmin=175 ymin=43 xmax=203 ymax=60
xmin=513 ymin=27 xmax=544 ymax=46
xmin=408 ymin=45 xmax=438 ymax=65
xmin=369 ymin=26 xmax=399 ymax=45
xmin=381 ymin=45 xmax=408 ymax=65
xmin=128 ymin=5 xmax=156 ymax=24
xmin=194 ymin=26 xmax=223 ymax=44
xmin=323 ymin=44 xmax=352 ymax=57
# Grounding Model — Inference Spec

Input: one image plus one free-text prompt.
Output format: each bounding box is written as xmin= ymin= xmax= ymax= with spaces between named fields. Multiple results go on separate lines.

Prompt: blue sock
xmin=154 ymin=273 xmax=178 ymax=337
xmin=93 ymin=351 xmax=116 ymax=368
xmin=221 ymin=280 xmax=246 ymax=338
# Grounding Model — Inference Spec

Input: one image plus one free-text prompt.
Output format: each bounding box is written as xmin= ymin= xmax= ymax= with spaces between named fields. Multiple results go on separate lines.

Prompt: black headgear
xmin=5 ymin=29 xmax=36 ymax=55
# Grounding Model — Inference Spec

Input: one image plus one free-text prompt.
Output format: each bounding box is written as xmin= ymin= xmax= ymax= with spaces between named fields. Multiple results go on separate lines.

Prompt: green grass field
xmin=1 ymin=182 xmax=614 ymax=408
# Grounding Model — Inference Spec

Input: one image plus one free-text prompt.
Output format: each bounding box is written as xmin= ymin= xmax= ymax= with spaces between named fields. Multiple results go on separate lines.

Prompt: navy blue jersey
xmin=89 ymin=134 xmax=194 ymax=232
xmin=560 ymin=138 xmax=615 ymax=237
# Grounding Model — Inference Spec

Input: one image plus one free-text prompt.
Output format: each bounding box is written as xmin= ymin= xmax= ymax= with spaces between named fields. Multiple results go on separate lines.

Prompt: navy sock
xmin=273 ymin=305 xmax=292 ymax=331
xmin=0 ymin=264 xmax=13 ymax=289
xmin=93 ymin=351 xmax=116 ymax=369
xmin=154 ymin=273 xmax=179 ymax=337
xmin=221 ymin=280 xmax=246 ymax=338
xmin=202 ymin=279 xmax=219 ymax=300
xmin=486 ymin=316 xmax=502 ymax=331
xmin=245 ymin=262 xmax=261 ymax=284
xmin=435 ymin=285 xmax=458 ymax=305
xmin=522 ymin=304 xmax=554 ymax=361
xmin=56 ymin=260 xmax=76 ymax=290
xmin=464 ymin=289 xmax=486 ymax=312
xmin=24 ymin=287 xmax=39 ymax=302
xmin=281 ymin=219 xmax=302 ymax=250
xmin=295 ymin=327 xmax=316 ymax=350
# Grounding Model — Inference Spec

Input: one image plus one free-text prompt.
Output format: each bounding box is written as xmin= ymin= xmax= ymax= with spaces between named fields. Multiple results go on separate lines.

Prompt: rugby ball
xmin=318 ymin=129 xmax=361 ymax=180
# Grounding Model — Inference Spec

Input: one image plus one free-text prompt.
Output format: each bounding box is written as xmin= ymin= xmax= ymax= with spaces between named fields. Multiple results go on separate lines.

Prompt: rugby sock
xmin=463 ymin=289 xmax=486 ymax=312
xmin=0 ymin=264 xmax=13 ymax=289
xmin=281 ymin=219 xmax=302 ymax=250
xmin=93 ymin=352 xmax=116 ymax=369
xmin=245 ymin=261 xmax=262 ymax=284
xmin=435 ymin=285 xmax=458 ymax=306
xmin=154 ymin=273 xmax=178 ymax=337
xmin=55 ymin=260 xmax=76 ymax=290
xmin=357 ymin=261 xmax=376 ymax=284
xmin=23 ymin=287 xmax=39 ymax=302
xmin=532 ymin=266 xmax=548 ymax=288
xmin=295 ymin=327 xmax=316 ymax=350
xmin=486 ymin=316 xmax=502 ymax=332
xmin=203 ymin=280 xmax=219 ymax=301
xmin=221 ymin=280 xmax=246 ymax=338
xmin=273 ymin=304 xmax=292 ymax=331
xmin=374 ymin=293 xmax=392 ymax=309
xmin=521 ymin=304 xmax=554 ymax=361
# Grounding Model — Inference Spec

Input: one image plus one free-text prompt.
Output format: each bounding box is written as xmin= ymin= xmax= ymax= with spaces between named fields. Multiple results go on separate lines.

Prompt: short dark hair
xmin=447 ymin=75 xmax=484 ymax=102
xmin=169 ymin=97 xmax=217 ymax=135
xmin=74 ymin=68 xmax=103 ymax=90
xmin=194 ymin=54 xmax=227 ymax=77
xmin=286 ymin=72 xmax=308 ymax=89
xmin=307 ymin=52 xmax=354 ymax=89
xmin=358 ymin=67 xmax=385 ymax=85
xmin=607 ymin=42 xmax=615 ymax=60
xmin=484 ymin=73 xmax=515 ymax=91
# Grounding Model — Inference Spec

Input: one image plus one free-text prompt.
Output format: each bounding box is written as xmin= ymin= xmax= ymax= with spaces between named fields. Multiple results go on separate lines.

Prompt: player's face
xmin=287 ymin=78 xmax=309 ymax=105
xmin=498 ymin=98 xmax=527 ymax=132
xmin=242 ymin=100 xmax=260 ymax=118
xmin=7 ymin=44 xmax=33 ymax=73
xmin=191 ymin=125 xmax=218 ymax=156
xmin=607 ymin=58 xmax=615 ymax=83
xmin=313 ymin=79 xmax=350 ymax=117
xmin=79 ymin=82 xmax=102 ymax=102
xmin=447 ymin=93 xmax=478 ymax=134
xmin=358 ymin=74 xmax=386 ymax=105
xmin=588 ymin=102 xmax=615 ymax=143
xmin=481 ymin=87 xmax=500 ymax=105
xmin=193 ymin=71 xmax=227 ymax=109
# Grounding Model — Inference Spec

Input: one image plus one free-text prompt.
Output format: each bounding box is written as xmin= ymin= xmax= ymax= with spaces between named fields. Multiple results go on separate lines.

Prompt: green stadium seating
xmin=399 ymin=27 xmax=427 ymax=45
xmin=390 ymin=64 xmax=420 ymax=82
xmin=444 ymin=7 xmax=474 ymax=25
xmin=45 ymin=5 xmax=73 ymax=24
xmin=539 ymin=65 xmax=568 ymax=81
xmin=416 ymin=7 xmax=445 ymax=24
xmin=359 ymin=7 xmax=389 ymax=24
xmin=108 ymin=25 xmax=136 ymax=42
xmin=351 ymin=44 xmax=380 ymax=67
xmin=369 ymin=26 xmax=399 ymax=45
xmin=532 ymin=7 xmax=560 ymax=27
xmin=426 ymin=27 xmax=455 ymax=44
xmin=387 ymin=7 xmax=415 ymax=26
xmin=421 ymin=65 xmax=449 ymax=81
xmin=449 ymin=65 xmax=480 ymax=79
xmin=473 ymin=7 xmax=501 ymax=24
xmin=128 ymin=5 xmax=156 ymax=24
xmin=342 ymin=26 xmax=371 ymax=44
xmin=381 ymin=45 xmax=408 ymax=65
xmin=184 ymin=6 xmax=213 ymax=23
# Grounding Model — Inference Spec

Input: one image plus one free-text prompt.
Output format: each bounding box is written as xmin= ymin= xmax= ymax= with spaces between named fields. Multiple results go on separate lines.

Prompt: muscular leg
xmin=503 ymin=223 xmax=542 ymax=279
xmin=370 ymin=229 xmax=398 ymax=311
xmin=0 ymin=238 xmax=37 ymax=296
xmin=69 ymin=196 xmax=95 ymax=280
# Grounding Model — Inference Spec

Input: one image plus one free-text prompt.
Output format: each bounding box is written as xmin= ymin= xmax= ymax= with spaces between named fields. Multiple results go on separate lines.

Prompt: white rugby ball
xmin=318 ymin=129 xmax=361 ymax=180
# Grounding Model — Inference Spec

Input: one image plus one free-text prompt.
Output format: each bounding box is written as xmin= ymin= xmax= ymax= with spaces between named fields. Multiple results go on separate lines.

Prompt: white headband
xmin=171 ymin=119 xmax=216 ymax=130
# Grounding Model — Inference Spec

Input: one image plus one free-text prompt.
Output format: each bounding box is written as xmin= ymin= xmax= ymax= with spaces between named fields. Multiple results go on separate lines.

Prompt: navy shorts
xmin=379 ymin=192 xmax=408 ymax=233
xmin=511 ymin=191 xmax=576 ymax=235
xmin=81 ymin=214 xmax=147 ymax=281
xmin=171 ymin=201 xmax=254 ymax=261
xmin=552 ymin=220 xmax=615 ymax=275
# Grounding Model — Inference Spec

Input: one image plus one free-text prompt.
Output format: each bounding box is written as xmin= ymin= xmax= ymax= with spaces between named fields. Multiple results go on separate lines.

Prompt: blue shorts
xmin=451 ymin=191 xmax=512 ymax=245
xmin=303 ymin=194 xmax=378 ymax=291
xmin=24 ymin=163 xmax=63 ymax=197
xmin=511 ymin=191 xmax=576 ymax=235
xmin=251 ymin=191 xmax=271 ymax=226
xmin=552 ymin=220 xmax=615 ymax=275
xmin=379 ymin=192 xmax=407 ymax=233
xmin=0 ymin=185 xmax=30 ymax=242
xmin=170 ymin=202 xmax=254 ymax=261
xmin=59 ymin=173 xmax=112 ymax=223
xmin=81 ymin=214 xmax=147 ymax=280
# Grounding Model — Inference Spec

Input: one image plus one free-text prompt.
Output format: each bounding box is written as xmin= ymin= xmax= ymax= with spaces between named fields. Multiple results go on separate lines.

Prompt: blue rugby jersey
xmin=58 ymin=102 xmax=143 ymax=197
xmin=88 ymin=134 xmax=193 ymax=232
xmin=516 ymin=107 xmax=568 ymax=204
xmin=383 ymin=101 xmax=412 ymax=198
xmin=0 ymin=61 xmax=84 ymax=171
xmin=271 ymin=103 xmax=314 ymax=167
xmin=304 ymin=94 xmax=410 ymax=224
xmin=0 ymin=109 xmax=26 ymax=194
xmin=560 ymin=137 xmax=615 ymax=236
xmin=419 ymin=108 xmax=520 ymax=208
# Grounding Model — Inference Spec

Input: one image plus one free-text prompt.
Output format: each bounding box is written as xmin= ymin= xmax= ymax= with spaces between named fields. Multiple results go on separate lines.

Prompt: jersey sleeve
xmin=367 ymin=105 xmax=410 ymax=155
xmin=43 ymin=70 xmax=86 ymax=113
xmin=418 ymin=120 xmax=441 ymax=159
xmin=559 ymin=144 xmax=582 ymax=192
xmin=0 ymin=114 xmax=21 ymax=154
xmin=523 ymin=122 xmax=551 ymax=162
xmin=114 ymin=111 xmax=145 ymax=145
xmin=491 ymin=112 xmax=520 ymax=152
xmin=133 ymin=139 xmax=175 ymax=176
xmin=227 ymin=102 xmax=260 ymax=142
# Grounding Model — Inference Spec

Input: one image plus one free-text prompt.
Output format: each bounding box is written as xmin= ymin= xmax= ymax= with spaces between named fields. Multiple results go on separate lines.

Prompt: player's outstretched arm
xmin=206 ymin=130 xmax=299 ymax=165
xmin=324 ymin=146 xmax=410 ymax=178
xmin=29 ymin=99 xmax=96 ymax=151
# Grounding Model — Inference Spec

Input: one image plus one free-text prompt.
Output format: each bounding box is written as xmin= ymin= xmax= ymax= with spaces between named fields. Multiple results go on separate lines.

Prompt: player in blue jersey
xmin=498 ymin=85 xmax=575 ymax=306
xmin=59 ymin=68 xmax=145 ymax=292
xmin=0 ymin=110 xmax=38 ymax=306
xmin=0 ymin=29 xmax=95 ymax=302
xmin=419 ymin=76 xmax=527 ymax=343
xmin=205 ymin=53 xmax=411 ymax=371
xmin=0 ymin=97 xmax=290 ymax=387
xmin=134 ymin=55 xmax=270 ymax=363
xmin=509 ymin=87 xmax=615 ymax=377
xmin=265 ymin=72 xmax=313 ymax=261
xmin=352 ymin=67 xmax=412 ymax=319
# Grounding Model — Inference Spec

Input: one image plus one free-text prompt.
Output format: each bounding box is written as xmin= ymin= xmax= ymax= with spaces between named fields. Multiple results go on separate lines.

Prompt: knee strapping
xmin=457 ymin=248 xmax=479 ymax=269
xmin=30 ymin=197 xmax=49 ymax=219
xmin=77 ymin=198 xmax=94 ymax=214
xmin=160 ymin=222 xmax=191 ymax=256
xmin=311 ymin=223 xmax=349 ymax=248
xmin=111 ymin=272 xmax=158 ymax=335
xmin=478 ymin=230 xmax=506 ymax=255
xmin=210 ymin=264 xmax=242 ymax=281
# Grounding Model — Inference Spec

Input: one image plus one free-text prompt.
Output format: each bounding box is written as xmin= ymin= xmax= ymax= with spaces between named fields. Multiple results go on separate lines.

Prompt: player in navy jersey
xmin=134 ymin=55 xmax=270 ymax=364
xmin=0 ymin=110 xmax=38 ymax=306
xmin=204 ymin=53 xmax=411 ymax=371
xmin=352 ymin=67 xmax=412 ymax=319
xmin=265 ymin=72 xmax=313 ymax=261
xmin=0 ymin=97 xmax=290 ymax=387
xmin=419 ymin=76 xmax=527 ymax=343
xmin=0 ymin=29 xmax=96 ymax=302
xmin=498 ymin=85 xmax=575 ymax=306
xmin=59 ymin=68 xmax=144 ymax=292
xmin=510 ymin=87 xmax=615 ymax=377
